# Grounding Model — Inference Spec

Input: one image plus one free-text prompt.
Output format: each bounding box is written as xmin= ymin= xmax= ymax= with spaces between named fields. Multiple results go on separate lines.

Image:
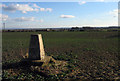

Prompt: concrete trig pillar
xmin=28 ymin=34 xmax=45 ymax=60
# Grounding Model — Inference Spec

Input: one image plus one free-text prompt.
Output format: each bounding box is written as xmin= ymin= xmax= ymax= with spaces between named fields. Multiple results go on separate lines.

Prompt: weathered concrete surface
xmin=28 ymin=34 xmax=45 ymax=60
xmin=38 ymin=34 xmax=45 ymax=60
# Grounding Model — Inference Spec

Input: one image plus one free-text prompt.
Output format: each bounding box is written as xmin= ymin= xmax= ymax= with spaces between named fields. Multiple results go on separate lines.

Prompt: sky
xmin=0 ymin=2 xmax=118 ymax=29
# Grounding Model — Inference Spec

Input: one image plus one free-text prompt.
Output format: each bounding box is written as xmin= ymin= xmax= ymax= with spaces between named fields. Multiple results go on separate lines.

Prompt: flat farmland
xmin=2 ymin=31 xmax=120 ymax=80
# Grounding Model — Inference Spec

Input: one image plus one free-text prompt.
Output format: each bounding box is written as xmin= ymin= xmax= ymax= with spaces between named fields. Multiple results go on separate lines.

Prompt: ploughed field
xmin=2 ymin=31 xmax=120 ymax=80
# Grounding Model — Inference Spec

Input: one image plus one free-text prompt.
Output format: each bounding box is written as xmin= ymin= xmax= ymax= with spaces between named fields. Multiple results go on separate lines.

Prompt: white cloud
xmin=0 ymin=14 xmax=8 ymax=21
xmin=109 ymin=9 xmax=118 ymax=17
xmin=2 ymin=4 xmax=17 ymax=12
xmin=2 ymin=4 xmax=53 ymax=13
xmin=34 ymin=8 xmax=39 ymax=12
xmin=40 ymin=8 xmax=45 ymax=11
xmin=40 ymin=8 xmax=52 ymax=12
xmin=2 ymin=4 xmax=34 ymax=13
xmin=33 ymin=4 xmax=40 ymax=8
xmin=46 ymin=8 xmax=52 ymax=12
xmin=60 ymin=15 xmax=75 ymax=18
xmin=13 ymin=17 xmax=35 ymax=22
xmin=78 ymin=0 xmax=105 ymax=5
xmin=78 ymin=1 xmax=86 ymax=5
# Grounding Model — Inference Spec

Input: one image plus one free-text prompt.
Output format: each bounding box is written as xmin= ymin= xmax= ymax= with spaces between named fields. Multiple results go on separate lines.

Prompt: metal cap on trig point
xmin=28 ymin=34 xmax=45 ymax=60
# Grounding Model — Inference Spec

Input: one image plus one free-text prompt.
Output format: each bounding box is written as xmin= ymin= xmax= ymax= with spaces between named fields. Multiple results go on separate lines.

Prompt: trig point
xmin=28 ymin=34 xmax=45 ymax=60
xmin=24 ymin=34 xmax=66 ymax=67
xmin=26 ymin=34 xmax=56 ymax=65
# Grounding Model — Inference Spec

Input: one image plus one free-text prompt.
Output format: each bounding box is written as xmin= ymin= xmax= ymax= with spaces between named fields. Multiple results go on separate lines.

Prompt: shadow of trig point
xmin=29 ymin=34 xmax=45 ymax=60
